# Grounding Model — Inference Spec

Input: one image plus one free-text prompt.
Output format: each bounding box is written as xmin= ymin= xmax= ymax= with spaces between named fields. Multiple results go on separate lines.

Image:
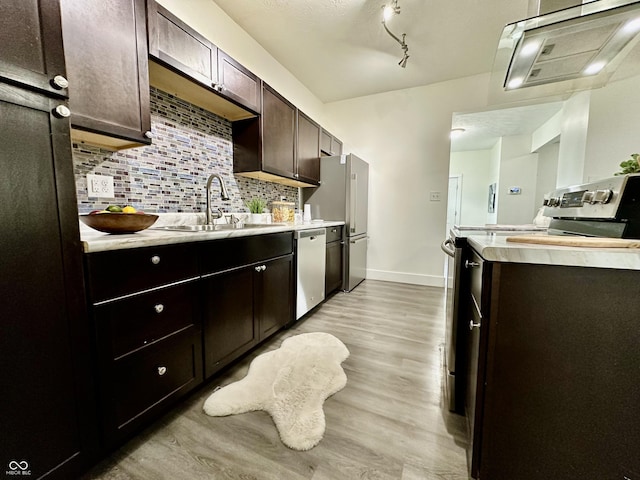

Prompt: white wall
xmin=535 ymin=141 xmax=560 ymax=206
xmin=450 ymin=150 xmax=493 ymax=226
xmin=325 ymin=75 xmax=492 ymax=287
xmin=556 ymin=91 xmax=591 ymax=187
xmin=496 ymin=135 xmax=539 ymax=224
xmin=584 ymin=74 xmax=640 ymax=182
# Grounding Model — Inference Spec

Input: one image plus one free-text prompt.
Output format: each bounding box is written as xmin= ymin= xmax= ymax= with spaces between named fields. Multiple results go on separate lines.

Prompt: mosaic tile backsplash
xmin=73 ymin=87 xmax=299 ymax=214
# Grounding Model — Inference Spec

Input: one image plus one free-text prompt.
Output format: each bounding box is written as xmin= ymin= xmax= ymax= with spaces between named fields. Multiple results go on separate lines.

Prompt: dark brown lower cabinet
xmin=202 ymin=267 xmax=257 ymax=378
xmin=85 ymin=245 xmax=202 ymax=449
xmin=0 ymin=82 xmax=96 ymax=479
xmin=468 ymin=257 xmax=640 ymax=479
xmin=202 ymin=253 xmax=294 ymax=379
xmin=325 ymin=226 xmax=344 ymax=294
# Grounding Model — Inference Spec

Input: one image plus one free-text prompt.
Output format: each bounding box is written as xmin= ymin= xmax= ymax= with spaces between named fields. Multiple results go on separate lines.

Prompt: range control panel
xmin=543 ymin=174 xmax=640 ymax=220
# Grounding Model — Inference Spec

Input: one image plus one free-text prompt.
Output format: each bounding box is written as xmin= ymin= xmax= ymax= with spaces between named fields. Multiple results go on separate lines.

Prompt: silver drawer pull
xmin=465 ymin=260 xmax=480 ymax=269
xmin=53 ymin=105 xmax=71 ymax=118
xmin=157 ymin=366 xmax=167 ymax=376
xmin=51 ymin=74 xmax=69 ymax=89
xmin=151 ymin=255 xmax=161 ymax=265
xmin=469 ymin=320 xmax=481 ymax=330
xmin=254 ymin=265 xmax=266 ymax=272
xmin=154 ymin=304 xmax=164 ymax=314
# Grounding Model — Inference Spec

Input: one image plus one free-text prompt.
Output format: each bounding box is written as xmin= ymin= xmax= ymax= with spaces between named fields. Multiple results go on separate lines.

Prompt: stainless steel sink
xmin=153 ymin=223 xmax=284 ymax=232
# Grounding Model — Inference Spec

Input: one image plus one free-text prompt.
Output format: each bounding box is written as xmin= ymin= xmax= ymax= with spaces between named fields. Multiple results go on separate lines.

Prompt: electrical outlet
xmin=429 ymin=191 xmax=441 ymax=202
xmin=87 ymin=174 xmax=114 ymax=198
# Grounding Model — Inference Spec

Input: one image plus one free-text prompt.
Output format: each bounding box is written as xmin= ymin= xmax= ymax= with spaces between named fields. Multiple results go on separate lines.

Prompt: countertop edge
xmin=468 ymin=235 xmax=640 ymax=270
xmin=81 ymin=221 xmax=346 ymax=253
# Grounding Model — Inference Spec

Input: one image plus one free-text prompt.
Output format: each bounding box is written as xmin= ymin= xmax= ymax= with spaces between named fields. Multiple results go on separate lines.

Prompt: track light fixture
xmin=381 ymin=0 xmax=409 ymax=68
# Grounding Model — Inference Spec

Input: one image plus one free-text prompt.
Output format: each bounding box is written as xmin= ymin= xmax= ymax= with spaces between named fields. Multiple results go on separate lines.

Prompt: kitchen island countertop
xmin=468 ymin=232 xmax=640 ymax=270
xmin=80 ymin=216 xmax=345 ymax=253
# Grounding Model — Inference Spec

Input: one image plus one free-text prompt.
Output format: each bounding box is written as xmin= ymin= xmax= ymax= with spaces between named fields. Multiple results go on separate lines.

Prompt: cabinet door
xmin=262 ymin=83 xmax=296 ymax=179
xmin=325 ymin=240 xmax=343 ymax=294
xmin=148 ymin=1 xmax=217 ymax=87
xmin=256 ymin=255 xmax=294 ymax=339
xmin=0 ymin=0 xmax=68 ymax=98
xmin=202 ymin=267 xmax=257 ymax=378
xmin=296 ymin=110 xmax=321 ymax=185
xmin=320 ymin=129 xmax=332 ymax=155
xmin=332 ymin=136 xmax=343 ymax=155
xmin=0 ymin=83 xmax=96 ymax=479
xmin=218 ymin=49 xmax=260 ymax=113
xmin=60 ymin=0 xmax=151 ymax=148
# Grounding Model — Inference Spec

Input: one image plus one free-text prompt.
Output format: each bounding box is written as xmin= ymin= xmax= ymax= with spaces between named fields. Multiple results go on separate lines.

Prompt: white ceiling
xmin=210 ymin=1 xmax=640 ymax=152
xmin=211 ymin=0 xmax=530 ymax=103
xmin=450 ymin=102 xmax=564 ymax=152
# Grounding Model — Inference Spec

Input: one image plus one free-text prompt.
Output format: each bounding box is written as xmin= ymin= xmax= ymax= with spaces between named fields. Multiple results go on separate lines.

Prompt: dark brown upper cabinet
xmin=217 ymin=49 xmax=261 ymax=114
xmin=321 ymin=128 xmax=343 ymax=156
xmin=297 ymin=110 xmax=321 ymax=185
xmin=0 ymin=0 xmax=69 ymax=98
xmin=147 ymin=0 xmax=259 ymax=121
xmin=148 ymin=2 xmax=217 ymax=87
xmin=60 ymin=0 xmax=151 ymax=150
xmin=233 ymin=83 xmax=320 ymax=188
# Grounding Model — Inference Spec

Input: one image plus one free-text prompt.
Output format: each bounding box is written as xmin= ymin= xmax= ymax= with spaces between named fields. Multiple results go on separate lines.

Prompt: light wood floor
xmin=82 ymin=280 xmax=469 ymax=480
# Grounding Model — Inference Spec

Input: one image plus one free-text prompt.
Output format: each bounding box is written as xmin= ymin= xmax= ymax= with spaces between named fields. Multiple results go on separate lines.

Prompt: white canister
xmin=303 ymin=203 xmax=312 ymax=223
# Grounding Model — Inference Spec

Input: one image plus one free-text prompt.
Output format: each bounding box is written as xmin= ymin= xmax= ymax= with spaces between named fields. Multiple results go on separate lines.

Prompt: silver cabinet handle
xmin=51 ymin=75 xmax=69 ymax=89
xmin=53 ymin=105 xmax=70 ymax=118
xmin=254 ymin=265 xmax=266 ymax=272
xmin=157 ymin=366 xmax=167 ymax=376
xmin=465 ymin=260 xmax=480 ymax=268
xmin=151 ymin=255 xmax=161 ymax=265
xmin=144 ymin=131 xmax=153 ymax=139
xmin=154 ymin=304 xmax=164 ymax=314
xmin=469 ymin=320 xmax=481 ymax=330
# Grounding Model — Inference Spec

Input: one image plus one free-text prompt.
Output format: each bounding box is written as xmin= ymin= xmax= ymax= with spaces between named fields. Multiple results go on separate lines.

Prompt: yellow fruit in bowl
xmin=122 ymin=206 xmax=137 ymax=213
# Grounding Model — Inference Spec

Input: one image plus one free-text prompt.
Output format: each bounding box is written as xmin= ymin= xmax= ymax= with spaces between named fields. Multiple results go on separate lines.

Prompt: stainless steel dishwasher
xmin=295 ymin=228 xmax=326 ymax=320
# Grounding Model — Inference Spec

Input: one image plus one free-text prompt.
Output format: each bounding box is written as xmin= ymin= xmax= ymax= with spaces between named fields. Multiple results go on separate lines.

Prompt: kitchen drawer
xmin=326 ymin=225 xmax=343 ymax=243
xmin=95 ymin=280 xmax=199 ymax=359
xmin=86 ymin=243 xmax=199 ymax=302
xmin=199 ymin=232 xmax=293 ymax=275
xmin=106 ymin=326 xmax=202 ymax=442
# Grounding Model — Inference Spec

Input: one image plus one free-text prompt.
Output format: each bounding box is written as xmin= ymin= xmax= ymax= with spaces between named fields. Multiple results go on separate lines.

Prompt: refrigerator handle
xmin=350 ymin=172 xmax=357 ymax=234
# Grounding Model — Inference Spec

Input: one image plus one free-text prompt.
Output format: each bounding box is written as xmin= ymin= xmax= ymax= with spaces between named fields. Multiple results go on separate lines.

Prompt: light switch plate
xmin=87 ymin=174 xmax=114 ymax=198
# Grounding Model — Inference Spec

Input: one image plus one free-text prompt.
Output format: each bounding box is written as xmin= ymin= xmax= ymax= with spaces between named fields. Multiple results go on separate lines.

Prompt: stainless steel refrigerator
xmin=303 ymin=153 xmax=369 ymax=291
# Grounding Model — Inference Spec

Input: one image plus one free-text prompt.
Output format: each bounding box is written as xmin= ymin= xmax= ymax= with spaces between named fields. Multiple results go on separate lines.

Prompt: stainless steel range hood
xmin=489 ymin=0 xmax=640 ymax=104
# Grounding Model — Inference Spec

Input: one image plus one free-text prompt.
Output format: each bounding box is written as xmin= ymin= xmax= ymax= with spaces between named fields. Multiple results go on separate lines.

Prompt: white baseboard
xmin=365 ymin=269 xmax=445 ymax=288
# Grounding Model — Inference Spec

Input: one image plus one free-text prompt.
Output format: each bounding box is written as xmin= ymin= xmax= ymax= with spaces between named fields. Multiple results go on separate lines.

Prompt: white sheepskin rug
xmin=203 ymin=332 xmax=349 ymax=451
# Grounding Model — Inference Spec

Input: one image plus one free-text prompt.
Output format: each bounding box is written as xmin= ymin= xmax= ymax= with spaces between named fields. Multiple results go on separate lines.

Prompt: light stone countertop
xmin=468 ymin=233 xmax=640 ymax=270
xmin=80 ymin=212 xmax=345 ymax=253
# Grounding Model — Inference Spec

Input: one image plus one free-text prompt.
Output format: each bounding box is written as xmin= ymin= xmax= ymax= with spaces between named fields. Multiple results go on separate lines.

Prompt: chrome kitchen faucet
xmin=205 ymin=173 xmax=230 ymax=225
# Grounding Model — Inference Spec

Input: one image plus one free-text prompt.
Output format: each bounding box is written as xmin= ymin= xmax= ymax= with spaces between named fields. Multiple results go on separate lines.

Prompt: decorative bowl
xmin=79 ymin=213 xmax=159 ymax=234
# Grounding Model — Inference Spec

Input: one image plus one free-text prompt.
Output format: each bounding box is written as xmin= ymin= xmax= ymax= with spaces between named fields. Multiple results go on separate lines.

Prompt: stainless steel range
xmin=543 ymin=173 xmax=640 ymax=238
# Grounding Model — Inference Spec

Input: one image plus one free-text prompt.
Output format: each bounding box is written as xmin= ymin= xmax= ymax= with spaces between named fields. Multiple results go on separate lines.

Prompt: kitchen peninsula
xmin=462 ymin=233 xmax=640 ymax=479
